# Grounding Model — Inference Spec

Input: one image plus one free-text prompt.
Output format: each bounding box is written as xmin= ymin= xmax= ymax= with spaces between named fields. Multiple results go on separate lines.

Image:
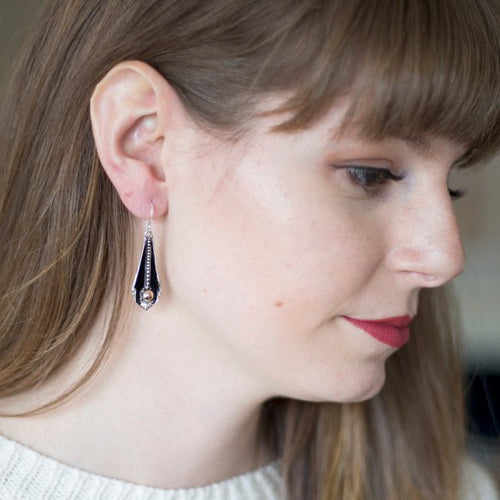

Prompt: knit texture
xmin=0 ymin=435 xmax=282 ymax=499
xmin=0 ymin=434 xmax=498 ymax=499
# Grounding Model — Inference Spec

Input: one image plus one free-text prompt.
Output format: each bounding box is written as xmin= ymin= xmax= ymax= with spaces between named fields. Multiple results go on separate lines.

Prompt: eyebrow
xmin=403 ymin=137 xmax=432 ymax=156
xmin=329 ymin=123 xmax=468 ymax=164
xmin=387 ymin=136 xmax=469 ymax=166
xmin=329 ymin=126 xmax=430 ymax=153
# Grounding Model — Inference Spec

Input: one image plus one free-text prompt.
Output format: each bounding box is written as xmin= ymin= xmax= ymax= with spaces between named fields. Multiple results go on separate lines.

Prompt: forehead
xmin=265 ymin=98 xmax=469 ymax=163
xmin=228 ymin=95 xmax=469 ymax=169
xmin=317 ymin=105 xmax=467 ymax=163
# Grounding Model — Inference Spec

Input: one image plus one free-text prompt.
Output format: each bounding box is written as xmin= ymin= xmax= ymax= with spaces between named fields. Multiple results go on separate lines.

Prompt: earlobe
xmin=90 ymin=61 xmax=180 ymax=219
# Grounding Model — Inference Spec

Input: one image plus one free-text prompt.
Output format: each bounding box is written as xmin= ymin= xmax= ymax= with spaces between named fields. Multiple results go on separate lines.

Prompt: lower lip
xmin=342 ymin=317 xmax=410 ymax=348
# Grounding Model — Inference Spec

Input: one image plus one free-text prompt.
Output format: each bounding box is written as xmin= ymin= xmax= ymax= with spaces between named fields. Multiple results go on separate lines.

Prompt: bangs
xmin=265 ymin=0 xmax=500 ymax=165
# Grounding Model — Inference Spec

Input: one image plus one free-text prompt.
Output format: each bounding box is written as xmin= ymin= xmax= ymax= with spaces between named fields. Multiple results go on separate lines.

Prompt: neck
xmin=0 ymin=299 xmax=277 ymax=489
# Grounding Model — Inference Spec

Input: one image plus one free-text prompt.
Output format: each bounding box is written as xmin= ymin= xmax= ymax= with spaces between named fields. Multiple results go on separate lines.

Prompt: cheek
xmin=164 ymin=173 xmax=378 ymax=351
xmin=161 ymin=144 xmax=392 ymax=401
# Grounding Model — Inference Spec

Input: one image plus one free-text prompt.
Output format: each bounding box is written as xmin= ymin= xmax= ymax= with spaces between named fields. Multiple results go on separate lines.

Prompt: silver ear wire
xmin=132 ymin=202 xmax=162 ymax=310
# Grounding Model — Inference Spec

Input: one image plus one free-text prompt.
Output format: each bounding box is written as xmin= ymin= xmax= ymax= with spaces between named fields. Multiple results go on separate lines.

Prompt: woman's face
xmin=159 ymin=102 xmax=466 ymax=403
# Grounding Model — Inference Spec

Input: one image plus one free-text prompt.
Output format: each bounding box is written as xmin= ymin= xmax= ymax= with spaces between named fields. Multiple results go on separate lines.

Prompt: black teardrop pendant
xmin=132 ymin=234 xmax=161 ymax=310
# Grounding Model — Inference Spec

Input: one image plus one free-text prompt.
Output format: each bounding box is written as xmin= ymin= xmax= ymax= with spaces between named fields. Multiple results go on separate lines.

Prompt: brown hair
xmin=0 ymin=1 xmax=499 ymax=499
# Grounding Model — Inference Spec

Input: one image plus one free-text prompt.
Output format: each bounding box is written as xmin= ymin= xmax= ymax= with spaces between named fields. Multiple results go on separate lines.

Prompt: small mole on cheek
xmin=274 ymin=301 xmax=283 ymax=308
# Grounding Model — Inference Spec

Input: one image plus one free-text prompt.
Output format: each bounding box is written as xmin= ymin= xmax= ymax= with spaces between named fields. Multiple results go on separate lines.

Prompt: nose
xmin=385 ymin=189 xmax=466 ymax=288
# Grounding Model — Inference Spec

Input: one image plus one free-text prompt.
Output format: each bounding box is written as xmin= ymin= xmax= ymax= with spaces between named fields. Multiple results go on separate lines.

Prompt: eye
xmin=334 ymin=166 xmax=405 ymax=196
xmin=335 ymin=166 xmax=467 ymax=200
xmin=447 ymin=168 xmax=467 ymax=200
xmin=448 ymin=188 xmax=465 ymax=200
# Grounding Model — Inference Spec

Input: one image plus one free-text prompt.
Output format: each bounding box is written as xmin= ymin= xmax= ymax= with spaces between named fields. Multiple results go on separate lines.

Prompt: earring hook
xmin=145 ymin=201 xmax=154 ymax=238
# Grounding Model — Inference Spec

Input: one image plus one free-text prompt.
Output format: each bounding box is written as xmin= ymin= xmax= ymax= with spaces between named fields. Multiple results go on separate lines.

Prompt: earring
xmin=132 ymin=202 xmax=162 ymax=310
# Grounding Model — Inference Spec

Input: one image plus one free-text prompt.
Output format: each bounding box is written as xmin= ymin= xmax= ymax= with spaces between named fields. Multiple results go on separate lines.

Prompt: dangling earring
xmin=132 ymin=202 xmax=162 ymax=310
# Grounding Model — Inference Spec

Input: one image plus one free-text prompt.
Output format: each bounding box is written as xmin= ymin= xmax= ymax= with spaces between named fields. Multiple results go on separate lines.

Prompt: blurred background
xmin=455 ymin=162 xmax=500 ymax=486
xmin=1 ymin=0 xmax=499 ymax=488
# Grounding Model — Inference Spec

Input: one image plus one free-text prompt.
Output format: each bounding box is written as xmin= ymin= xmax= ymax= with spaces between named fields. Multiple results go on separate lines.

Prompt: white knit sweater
xmin=0 ymin=434 xmax=498 ymax=499
xmin=0 ymin=435 xmax=281 ymax=500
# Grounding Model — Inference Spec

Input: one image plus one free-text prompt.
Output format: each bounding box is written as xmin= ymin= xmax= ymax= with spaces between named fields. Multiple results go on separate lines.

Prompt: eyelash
xmin=339 ymin=166 xmax=465 ymax=200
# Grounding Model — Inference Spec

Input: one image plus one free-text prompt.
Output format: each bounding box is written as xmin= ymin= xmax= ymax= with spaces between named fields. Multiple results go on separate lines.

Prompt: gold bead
xmin=141 ymin=289 xmax=154 ymax=301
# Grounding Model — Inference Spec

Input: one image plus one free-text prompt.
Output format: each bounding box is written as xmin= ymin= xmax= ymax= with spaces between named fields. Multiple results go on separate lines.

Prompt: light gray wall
xmin=455 ymin=160 xmax=500 ymax=368
xmin=1 ymin=1 xmax=499 ymax=367
xmin=0 ymin=0 xmax=40 ymax=91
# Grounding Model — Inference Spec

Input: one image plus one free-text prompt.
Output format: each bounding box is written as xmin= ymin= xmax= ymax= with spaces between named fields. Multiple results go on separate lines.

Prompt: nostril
xmin=408 ymin=272 xmax=441 ymax=287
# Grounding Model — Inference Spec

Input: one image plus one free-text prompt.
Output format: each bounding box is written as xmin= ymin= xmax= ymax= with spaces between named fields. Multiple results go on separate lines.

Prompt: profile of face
xmin=92 ymin=64 xmax=466 ymax=405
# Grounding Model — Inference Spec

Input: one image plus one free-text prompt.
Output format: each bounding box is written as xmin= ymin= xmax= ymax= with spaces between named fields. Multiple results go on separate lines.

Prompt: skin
xmin=0 ymin=62 xmax=466 ymax=489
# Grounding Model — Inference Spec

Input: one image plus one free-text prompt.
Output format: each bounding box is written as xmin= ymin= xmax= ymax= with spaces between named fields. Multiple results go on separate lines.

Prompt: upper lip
xmin=343 ymin=315 xmax=414 ymax=328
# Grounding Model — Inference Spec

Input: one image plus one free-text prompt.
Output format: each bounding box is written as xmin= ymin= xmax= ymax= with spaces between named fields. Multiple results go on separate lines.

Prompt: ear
xmin=90 ymin=60 xmax=185 ymax=219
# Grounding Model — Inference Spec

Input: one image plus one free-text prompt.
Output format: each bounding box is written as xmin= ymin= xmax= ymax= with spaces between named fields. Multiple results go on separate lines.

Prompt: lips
xmin=342 ymin=315 xmax=413 ymax=348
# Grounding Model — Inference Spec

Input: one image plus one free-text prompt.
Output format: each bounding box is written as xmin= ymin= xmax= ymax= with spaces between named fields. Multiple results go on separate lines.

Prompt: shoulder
xmin=460 ymin=457 xmax=499 ymax=500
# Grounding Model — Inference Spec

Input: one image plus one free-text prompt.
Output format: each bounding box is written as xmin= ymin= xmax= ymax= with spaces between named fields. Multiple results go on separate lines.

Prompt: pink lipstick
xmin=342 ymin=315 xmax=413 ymax=348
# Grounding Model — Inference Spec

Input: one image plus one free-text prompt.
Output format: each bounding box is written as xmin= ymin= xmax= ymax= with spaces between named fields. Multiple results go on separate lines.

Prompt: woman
xmin=0 ymin=0 xmax=499 ymax=499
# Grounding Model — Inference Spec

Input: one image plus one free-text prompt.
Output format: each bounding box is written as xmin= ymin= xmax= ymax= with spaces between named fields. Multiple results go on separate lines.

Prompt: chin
xmin=345 ymin=371 xmax=387 ymax=402
xmin=344 ymin=363 xmax=388 ymax=402
xmin=297 ymin=363 xmax=388 ymax=404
